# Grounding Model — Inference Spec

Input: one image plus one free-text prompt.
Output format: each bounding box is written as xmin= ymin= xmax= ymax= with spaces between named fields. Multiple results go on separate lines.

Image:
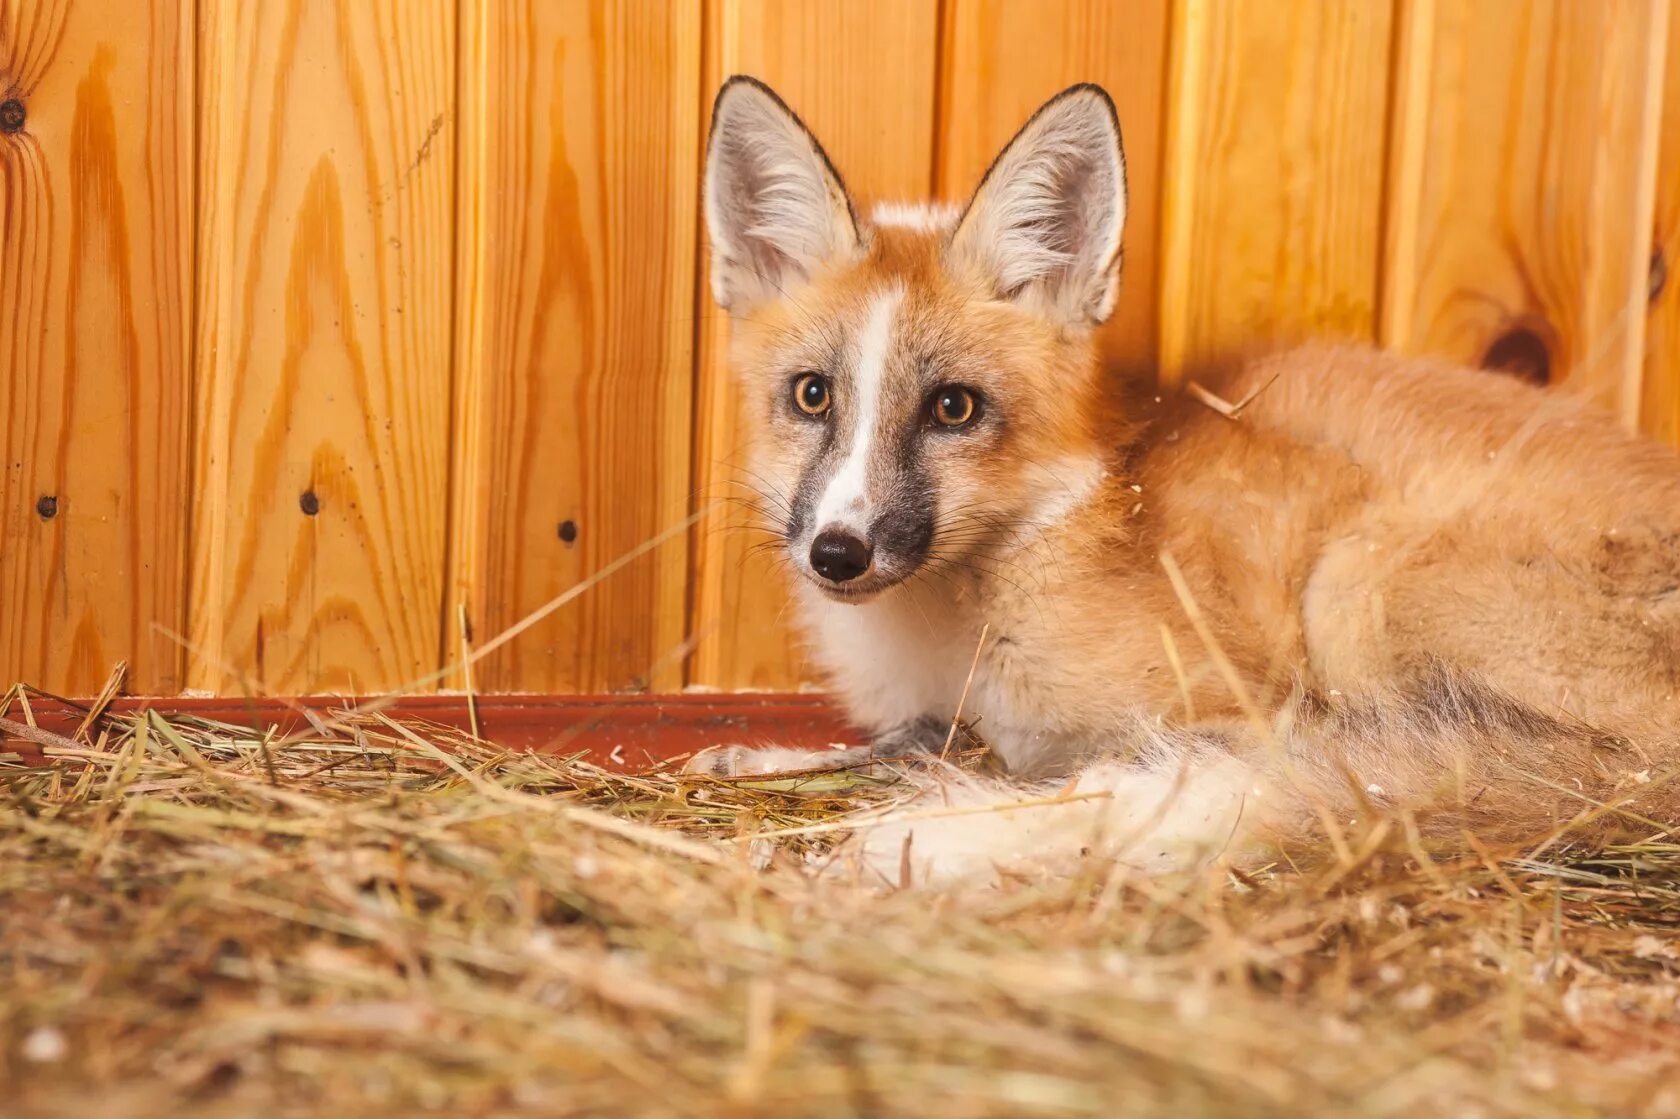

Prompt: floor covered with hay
xmin=3 ymin=692 xmax=1679 ymax=1117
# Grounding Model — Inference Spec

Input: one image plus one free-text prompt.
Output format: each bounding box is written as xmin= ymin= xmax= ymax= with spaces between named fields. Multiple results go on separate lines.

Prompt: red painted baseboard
xmin=0 ymin=693 xmax=860 ymax=770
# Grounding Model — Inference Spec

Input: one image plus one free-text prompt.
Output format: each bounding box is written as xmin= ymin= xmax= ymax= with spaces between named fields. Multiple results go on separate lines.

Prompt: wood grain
xmin=448 ymin=0 xmax=701 ymax=693
xmin=8 ymin=0 xmax=1679 ymax=702
xmin=1382 ymin=0 xmax=1669 ymax=419
xmin=937 ymin=0 xmax=1170 ymax=376
xmin=1158 ymin=0 xmax=1394 ymax=381
xmin=189 ymin=0 xmax=455 ymax=694
xmin=0 ymin=0 xmax=193 ymax=693
xmin=687 ymin=0 xmax=941 ymax=692
xmin=1642 ymin=3 xmax=1680 ymax=444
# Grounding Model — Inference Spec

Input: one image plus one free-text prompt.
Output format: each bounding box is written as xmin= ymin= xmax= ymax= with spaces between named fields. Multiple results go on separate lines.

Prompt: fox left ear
xmin=949 ymin=84 xmax=1127 ymax=326
xmin=704 ymin=76 xmax=860 ymax=312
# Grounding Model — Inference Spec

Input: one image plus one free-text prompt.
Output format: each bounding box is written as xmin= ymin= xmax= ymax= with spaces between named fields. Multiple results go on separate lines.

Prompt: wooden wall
xmin=2 ymin=0 xmax=1677 ymax=698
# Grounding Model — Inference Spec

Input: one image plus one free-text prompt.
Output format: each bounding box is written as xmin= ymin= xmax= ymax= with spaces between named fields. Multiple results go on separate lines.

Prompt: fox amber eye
xmin=793 ymin=372 xmax=831 ymax=417
xmin=931 ymin=385 xmax=979 ymax=428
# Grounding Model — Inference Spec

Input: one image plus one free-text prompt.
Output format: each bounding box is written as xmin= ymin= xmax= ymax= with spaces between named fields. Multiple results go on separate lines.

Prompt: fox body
xmin=699 ymin=78 xmax=1680 ymax=884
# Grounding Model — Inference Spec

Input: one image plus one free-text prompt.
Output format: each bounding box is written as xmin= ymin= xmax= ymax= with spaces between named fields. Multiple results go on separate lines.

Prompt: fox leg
xmin=819 ymin=730 xmax=1265 ymax=887
xmin=820 ymin=673 xmax=1680 ymax=888
xmin=1303 ymin=517 xmax=1680 ymax=742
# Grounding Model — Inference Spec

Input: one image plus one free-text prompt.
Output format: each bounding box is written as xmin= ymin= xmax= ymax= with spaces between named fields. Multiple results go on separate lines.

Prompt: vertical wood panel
xmin=938 ymin=0 xmax=1170 ymax=375
xmin=190 ymin=0 xmax=455 ymax=693
xmin=448 ymin=0 xmax=701 ymax=693
xmin=687 ymin=0 xmax=942 ymax=691
xmin=1382 ymin=0 xmax=1669 ymax=419
xmin=1159 ymin=0 xmax=1394 ymax=380
xmin=8 ymin=0 xmax=1677 ymax=701
xmin=0 ymin=0 xmax=193 ymax=693
xmin=1642 ymin=4 xmax=1680 ymax=444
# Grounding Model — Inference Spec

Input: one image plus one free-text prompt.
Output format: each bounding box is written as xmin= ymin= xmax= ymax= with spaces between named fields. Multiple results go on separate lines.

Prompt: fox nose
xmin=809 ymin=528 xmax=873 ymax=584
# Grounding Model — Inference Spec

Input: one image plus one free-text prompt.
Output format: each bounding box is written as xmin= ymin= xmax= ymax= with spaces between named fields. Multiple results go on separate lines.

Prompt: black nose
xmin=809 ymin=529 xmax=873 ymax=583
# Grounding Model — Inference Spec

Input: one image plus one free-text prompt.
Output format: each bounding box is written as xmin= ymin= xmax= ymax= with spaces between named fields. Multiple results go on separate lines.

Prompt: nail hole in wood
xmin=35 ymin=495 xmax=57 ymax=520
xmin=558 ymin=520 xmax=578 ymax=545
xmin=299 ymin=491 xmax=321 ymax=516
xmin=0 ymin=99 xmax=24 ymax=134
xmin=1480 ymin=322 xmax=1553 ymax=386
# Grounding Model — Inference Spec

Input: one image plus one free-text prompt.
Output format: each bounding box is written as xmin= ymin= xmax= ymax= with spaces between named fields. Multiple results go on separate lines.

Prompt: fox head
xmin=704 ymin=77 xmax=1126 ymax=604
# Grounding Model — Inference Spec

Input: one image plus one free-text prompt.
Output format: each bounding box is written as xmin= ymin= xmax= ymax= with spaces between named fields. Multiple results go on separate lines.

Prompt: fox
xmin=691 ymin=76 xmax=1680 ymax=886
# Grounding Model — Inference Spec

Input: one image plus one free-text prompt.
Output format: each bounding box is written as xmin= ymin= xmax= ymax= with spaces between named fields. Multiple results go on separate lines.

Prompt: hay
xmin=3 ymin=690 xmax=1679 ymax=1118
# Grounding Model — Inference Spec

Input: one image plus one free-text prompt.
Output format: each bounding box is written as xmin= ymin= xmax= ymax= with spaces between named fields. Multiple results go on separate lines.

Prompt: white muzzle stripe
xmin=813 ymin=285 xmax=903 ymax=534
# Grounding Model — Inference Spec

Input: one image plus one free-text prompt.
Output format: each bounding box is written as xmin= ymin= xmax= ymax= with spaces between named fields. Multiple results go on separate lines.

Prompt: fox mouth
xmin=798 ymin=567 xmax=911 ymax=603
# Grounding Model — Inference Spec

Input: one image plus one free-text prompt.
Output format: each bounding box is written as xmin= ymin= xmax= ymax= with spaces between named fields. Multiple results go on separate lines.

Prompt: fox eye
xmin=931 ymin=385 xmax=980 ymax=428
xmin=792 ymin=372 xmax=831 ymax=417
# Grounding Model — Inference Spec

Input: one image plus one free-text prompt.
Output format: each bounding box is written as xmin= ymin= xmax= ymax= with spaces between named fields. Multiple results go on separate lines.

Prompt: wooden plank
xmin=0 ymin=692 xmax=859 ymax=771
xmin=688 ymin=0 xmax=941 ymax=691
xmin=937 ymin=0 xmax=1170 ymax=376
xmin=1382 ymin=0 xmax=1669 ymax=418
xmin=0 ymin=0 xmax=194 ymax=694
xmin=1642 ymin=3 xmax=1680 ymax=444
xmin=1159 ymin=0 xmax=1394 ymax=381
xmin=189 ymin=0 xmax=456 ymax=694
xmin=448 ymin=0 xmax=701 ymax=693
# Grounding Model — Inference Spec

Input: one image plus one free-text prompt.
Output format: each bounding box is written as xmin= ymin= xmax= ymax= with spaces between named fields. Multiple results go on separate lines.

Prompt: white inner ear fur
xmin=949 ymin=87 xmax=1127 ymax=325
xmin=704 ymin=79 xmax=859 ymax=310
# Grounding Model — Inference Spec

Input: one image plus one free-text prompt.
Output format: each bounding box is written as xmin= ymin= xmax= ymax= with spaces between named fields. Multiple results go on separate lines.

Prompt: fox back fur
xmin=696 ymin=77 xmax=1680 ymax=886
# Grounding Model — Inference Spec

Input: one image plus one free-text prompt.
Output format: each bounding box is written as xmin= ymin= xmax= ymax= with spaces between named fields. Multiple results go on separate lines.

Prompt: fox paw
xmin=682 ymin=743 xmax=873 ymax=777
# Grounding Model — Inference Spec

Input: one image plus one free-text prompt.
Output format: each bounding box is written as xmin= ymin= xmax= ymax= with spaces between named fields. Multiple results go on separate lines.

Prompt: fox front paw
xmin=683 ymin=716 xmax=962 ymax=778
xmin=682 ymin=743 xmax=874 ymax=777
xmin=872 ymin=715 xmax=953 ymax=756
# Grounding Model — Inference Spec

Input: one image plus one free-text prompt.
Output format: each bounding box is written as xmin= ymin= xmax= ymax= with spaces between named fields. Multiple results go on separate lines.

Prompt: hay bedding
xmin=2 ymin=687 xmax=1678 ymax=1118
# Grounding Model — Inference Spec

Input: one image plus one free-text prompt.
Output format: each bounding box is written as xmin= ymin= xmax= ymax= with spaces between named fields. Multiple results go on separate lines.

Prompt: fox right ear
xmin=704 ymin=77 xmax=860 ymax=311
xmin=949 ymin=84 xmax=1127 ymax=326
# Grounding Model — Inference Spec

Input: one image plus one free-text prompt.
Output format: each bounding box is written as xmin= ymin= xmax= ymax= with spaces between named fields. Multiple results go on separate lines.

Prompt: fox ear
xmin=949 ymin=84 xmax=1127 ymax=326
xmin=704 ymin=76 xmax=860 ymax=311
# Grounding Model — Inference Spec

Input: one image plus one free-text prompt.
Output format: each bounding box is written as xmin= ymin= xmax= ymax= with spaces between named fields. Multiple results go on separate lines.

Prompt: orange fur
xmin=698 ymin=78 xmax=1679 ymax=884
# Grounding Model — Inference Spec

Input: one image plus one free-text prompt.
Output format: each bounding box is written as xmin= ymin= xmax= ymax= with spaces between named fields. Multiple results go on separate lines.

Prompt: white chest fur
xmin=795 ymin=581 xmax=1084 ymax=772
xmin=797 ymin=585 xmax=975 ymax=730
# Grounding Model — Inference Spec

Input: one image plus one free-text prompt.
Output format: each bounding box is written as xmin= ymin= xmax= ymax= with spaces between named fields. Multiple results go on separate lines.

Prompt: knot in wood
xmin=1480 ymin=321 xmax=1554 ymax=386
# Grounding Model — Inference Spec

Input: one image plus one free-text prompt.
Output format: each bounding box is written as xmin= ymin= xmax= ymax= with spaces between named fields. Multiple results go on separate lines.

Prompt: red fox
xmin=694 ymin=76 xmax=1680 ymax=885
